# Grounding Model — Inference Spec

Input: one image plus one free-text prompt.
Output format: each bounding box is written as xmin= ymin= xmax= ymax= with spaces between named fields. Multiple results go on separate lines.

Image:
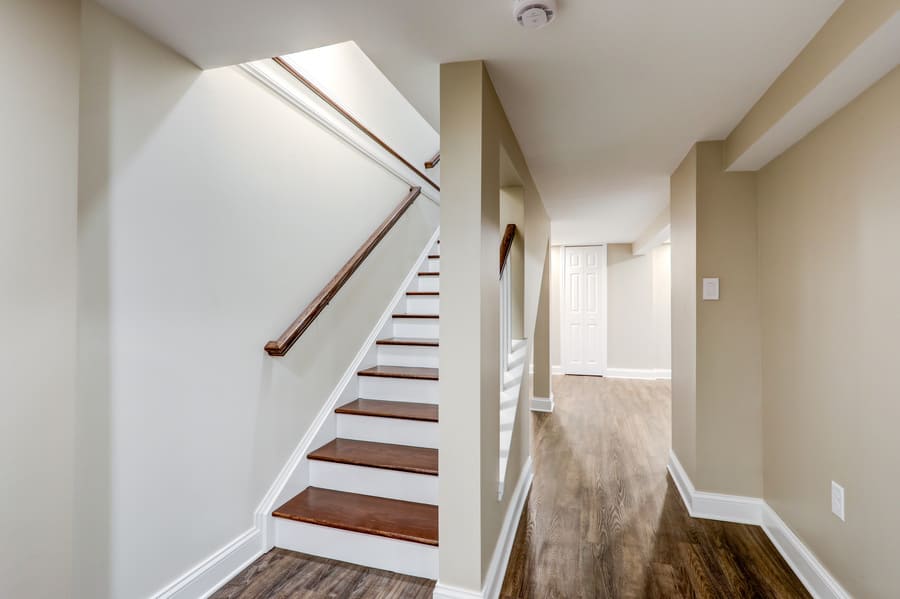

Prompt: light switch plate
xmin=702 ymin=277 xmax=720 ymax=301
xmin=831 ymin=481 xmax=845 ymax=521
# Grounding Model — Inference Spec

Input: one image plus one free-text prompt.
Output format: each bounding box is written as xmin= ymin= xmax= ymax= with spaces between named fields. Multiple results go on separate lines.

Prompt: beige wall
xmin=549 ymin=245 xmax=562 ymax=368
xmin=0 ymin=2 xmax=80 ymax=597
xmin=532 ymin=243 xmax=552 ymax=398
xmin=551 ymin=243 xmax=670 ymax=374
xmin=670 ymin=147 xmax=698 ymax=478
xmin=671 ymin=142 xmax=763 ymax=497
xmin=694 ymin=141 xmax=762 ymax=496
xmin=606 ymin=244 xmax=671 ymax=372
xmin=652 ymin=244 xmax=672 ymax=371
xmin=439 ymin=60 xmax=550 ymax=593
xmin=757 ymin=65 xmax=900 ymax=598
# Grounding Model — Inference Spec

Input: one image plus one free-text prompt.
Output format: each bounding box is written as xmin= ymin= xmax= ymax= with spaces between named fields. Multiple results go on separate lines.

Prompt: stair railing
xmin=265 ymin=186 xmax=422 ymax=356
xmin=499 ymin=224 xmax=517 ymax=378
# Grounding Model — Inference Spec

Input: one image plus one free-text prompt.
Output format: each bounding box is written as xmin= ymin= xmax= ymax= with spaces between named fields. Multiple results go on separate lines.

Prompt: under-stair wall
xmin=76 ymin=3 xmax=438 ymax=598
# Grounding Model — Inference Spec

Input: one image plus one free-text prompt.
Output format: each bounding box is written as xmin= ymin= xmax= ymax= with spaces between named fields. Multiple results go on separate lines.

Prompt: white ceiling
xmin=96 ymin=0 xmax=842 ymax=243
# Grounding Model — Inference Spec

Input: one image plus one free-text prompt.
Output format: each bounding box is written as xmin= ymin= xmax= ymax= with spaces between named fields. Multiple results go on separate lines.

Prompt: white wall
xmin=283 ymin=42 xmax=440 ymax=181
xmin=0 ymin=2 xmax=80 ymax=597
xmin=550 ymin=242 xmax=670 ymax=375
xmin=77 ymin=3 xmax=438 ymax=597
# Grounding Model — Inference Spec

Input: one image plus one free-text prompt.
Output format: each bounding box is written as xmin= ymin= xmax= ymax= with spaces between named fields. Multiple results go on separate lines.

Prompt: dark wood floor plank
xmin=308 ymin=439 xmax=438 ymax=475
xmin=499 ymin=375 xmax=811 ymax=599
xmin=273 ymin=488 xmax=438 ymax=546
xmin=212 ymin=549 xmax=435 ymax=599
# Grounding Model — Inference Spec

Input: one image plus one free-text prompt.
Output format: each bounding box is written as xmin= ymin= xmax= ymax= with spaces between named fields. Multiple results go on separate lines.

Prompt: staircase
xmin=271 ymin=240 xmax=442 ymax=580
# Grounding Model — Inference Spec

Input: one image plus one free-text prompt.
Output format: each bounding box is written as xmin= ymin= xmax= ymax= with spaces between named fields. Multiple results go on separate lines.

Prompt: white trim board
xmin=150 ymin=228 xmax=440 ymax=599
xmin=150 ymin=528 xmax=263 ymax=599
xmin=240 ymin=60 xmax=439 ymax=205
xmin=530 ymin=364 xmax=564 ymax=376
xmin=667 ymin=450 xmax=851 ymax=599
xmin=531 ymin=395 xmax=555 ymax=413
xmin=433 ymin=457 xmax=534 ymax=599
xmin=604 ymin=368 xmax=671 ymax=380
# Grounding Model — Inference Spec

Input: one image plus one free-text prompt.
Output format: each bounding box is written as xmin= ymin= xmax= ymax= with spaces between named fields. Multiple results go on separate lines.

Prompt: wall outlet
xmin=831 ymin=481 xmax=845 ymax=521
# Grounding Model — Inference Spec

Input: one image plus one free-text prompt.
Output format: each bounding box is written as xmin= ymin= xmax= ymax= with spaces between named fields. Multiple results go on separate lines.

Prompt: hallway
xmin=214 ymin=376 xmax=809 ymax=598
xmin=500 ymin=376 xmax=808 ymax=598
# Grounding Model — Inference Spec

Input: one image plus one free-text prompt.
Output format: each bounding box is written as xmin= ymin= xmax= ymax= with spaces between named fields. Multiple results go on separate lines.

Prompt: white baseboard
xmin=530 ymin=394 xmax=555 ymax=413
xmin=604 ymin=367 xmax=671 ymax=380
xmin=668 ymin=450 xmax=850 ymax=599
xmin=761 ymin=504 xmax=852 ymax=599
xmin=150 ymin=528 xmax=263 ymax=599
xmin=434 ymin=457 xmax=534 ymax=599
xmin=529 ymin=364 xmax=562 ymax=377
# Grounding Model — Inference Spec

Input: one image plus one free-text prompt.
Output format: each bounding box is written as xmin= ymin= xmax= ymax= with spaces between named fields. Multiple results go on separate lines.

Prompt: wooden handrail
xmin=499 ymin=224 xmax=517 ymax=278
xmin=265 ymin=187 xmax=422 ymax=356
xmin=272 ymin=57 xmax=440 ymax=193
xmin=424 ymin=152 xmax=440 ymax=169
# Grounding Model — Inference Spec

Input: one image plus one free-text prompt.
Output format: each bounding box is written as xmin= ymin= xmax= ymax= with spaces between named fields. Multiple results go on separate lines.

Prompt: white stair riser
xmin=417 ymin=276 xmax=439 ymax=292
xmin=309 ymin=460 xmax=438 ymax=505
xmin=430 ymin=243 xmax=440 ymax=255
xmin=426 ymin=258 xmax=440 ymax=271
xmin=393 ymin=319 xmax=439 ymax=338
xmin=406 ymin=296 xmax=440 ymax=314
xmin=504 ymin=366 xmax=524 ymax=389
xmin=359 ymin=376 xmax=438 ymax=403
xmin=337 ymin=413 xmax=439 ymax=448
xmin=275 ymin=520 xmax=438 ymax=579
xmin=377 ymin=345 xmax=439 ymax=368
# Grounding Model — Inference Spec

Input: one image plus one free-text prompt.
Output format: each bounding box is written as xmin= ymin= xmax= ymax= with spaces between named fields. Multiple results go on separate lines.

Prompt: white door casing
xmin=562 ymin=245 xmax=607 ymax=375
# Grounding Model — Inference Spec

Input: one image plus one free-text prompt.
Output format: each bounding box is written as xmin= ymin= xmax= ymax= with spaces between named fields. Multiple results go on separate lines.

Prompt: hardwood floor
xmin=499 ymin=375 xmax=810 ymax=599
xmin=212 ymin=548 xmax=435 ymax=599
xmin=213 ymin=375 xmax=809 ymax=598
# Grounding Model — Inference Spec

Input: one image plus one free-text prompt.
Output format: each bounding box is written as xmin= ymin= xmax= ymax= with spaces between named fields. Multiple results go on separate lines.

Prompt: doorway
xmin=561 ymin=245 xmax=607 ymax=375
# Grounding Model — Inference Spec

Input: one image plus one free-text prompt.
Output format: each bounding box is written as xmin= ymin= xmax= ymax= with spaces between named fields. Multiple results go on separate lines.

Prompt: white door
xmin=562 ymin=245 xmax=607 ymax=375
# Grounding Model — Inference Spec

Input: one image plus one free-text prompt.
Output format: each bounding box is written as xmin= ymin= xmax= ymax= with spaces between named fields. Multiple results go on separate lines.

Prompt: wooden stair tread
xmin=417 ymin=271 xmax=439 ymax=276
xmin=427 ymin=254 xmax=440 ymax=259
xmin=392 ymin=313 xmax=439 ymax=319
xmin=406 ymin=291 xmax=439 ymax=296
xmin=336 ymin=399 xmax=438 ymax=422
xmin=308 ymin=439 xmax=438 ymax=475
xmin=273 ymin=487 xmax=438 ymax=546
xmin=376 ymin=337 xmax=439 ymax=347
xmin=358 ymin=365 xmax=439 ymax=380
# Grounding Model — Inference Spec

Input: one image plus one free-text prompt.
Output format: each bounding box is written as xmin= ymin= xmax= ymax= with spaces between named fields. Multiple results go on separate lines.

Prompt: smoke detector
xmin=514 ymin=0 xmax=558 ymax=29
